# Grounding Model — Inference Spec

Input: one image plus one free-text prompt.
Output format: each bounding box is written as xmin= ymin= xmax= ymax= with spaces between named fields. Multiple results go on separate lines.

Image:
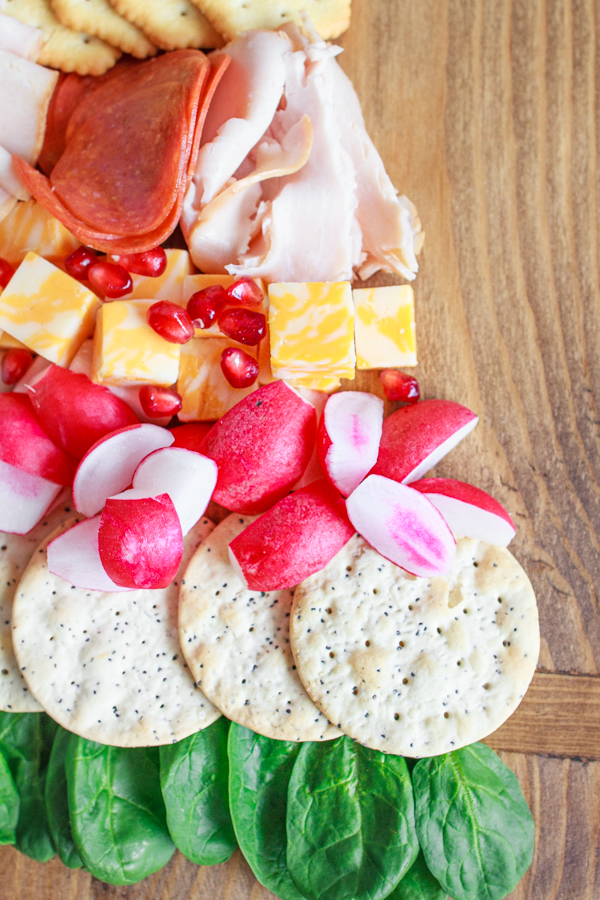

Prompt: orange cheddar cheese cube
xmin=268 ymin=282 xmax=355 ymax=382
xmin=177 ymin=337 xmax=258 ymax=421
xmin=122 ymin=249 xmax=194 ymax=304
xmin=353 ymin=285 xmax=417 ymax=369
xmin=92 ymin=300 xmax=180 ymax=387
xmin=0 ymin=199 xmax=79 ymax=267
xmin=0 ymin=252 xmax=100 ymax=366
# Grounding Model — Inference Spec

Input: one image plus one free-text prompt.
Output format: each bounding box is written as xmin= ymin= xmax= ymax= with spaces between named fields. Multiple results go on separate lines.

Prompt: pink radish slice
xmin=13 ymin=356 xmax=51 ymax=394
xmin=73 ymin=423 xmax=174 ymax=518
xmin=0 ymin=393 xmax=77 ymax=486
xmin=317 ymin=391 xmax=384 ymax=496
xmin=47 ymin=516 xmax=130 ymax=592
xmin=228 ymin=479 xmax=356 ymax=591
xmin=411 ymin=477 xmax=516 ymax=546
xmin=292 ymin=388 xmax=328 ymax=491
xmin=98 ymin=493 xmax=183 ymax=589
xmin=201 ymin=381 xmax=317 ymax=514
xmin=371 ymin=399 xmax=478 ymax=484
xmin=346 ymin=474 xmax=456 ymax=577
xmin=27 ymin=364 xmax=140 ymax=459
xmin=0 ymin=458 xmax=62 ymax=535
xmin=131 ymin=447 xmax=217 ymax=535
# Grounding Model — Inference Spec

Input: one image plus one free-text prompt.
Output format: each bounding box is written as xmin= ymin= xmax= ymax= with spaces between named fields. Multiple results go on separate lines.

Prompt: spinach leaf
xmin=66 ymin=735 xmax=175 ymax=885
xmin=0 ymin=747 xmax=19 ymax=845
xmin=45 ymin=726 xmax=83 ymax=869
xmin=412 ymin=742 xmax=534 ymax=900
xmin=0 ymin=711 xmax=57 ymax=861
xmin=386 ymin=851 xmax=447 ymax=900
xmin=228 ymin=724 xmax=305 ymax=900
xmin=286 ymin=736 xmax=418 ymax=900
xmin=160 ymin=717 xmax=236 ymax=865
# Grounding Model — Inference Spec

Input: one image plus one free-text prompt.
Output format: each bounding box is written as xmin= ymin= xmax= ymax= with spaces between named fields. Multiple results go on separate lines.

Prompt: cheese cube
xmin=182 ymin=274 xmax=267 ymax=337
xmin=120 ymin=249 xmax=194 ymax=304
xmin=353 ymin=285 xmax=417 ymax=369
xmin=286 ymin=375 xmax=342 ymax=392
xmin=0 ymin=331 xmax=28 ymax=349
xmin=177 ymin=338 xmax=257 ymax=421
xmin=0 ymin=199 xmax=79 ymax=267
xmin=92 ymin=300 xmax=180 ymax=387
xmin=0 ymin=252 xmax=100 ymax=365
xmin=268 ymin=282 xmax=355 ymax=381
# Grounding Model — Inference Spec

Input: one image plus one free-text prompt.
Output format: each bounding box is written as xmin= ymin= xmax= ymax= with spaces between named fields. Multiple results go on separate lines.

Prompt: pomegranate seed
xmin=111 ymin=248 xmax=167 ymax=278
xmin=226 ymin=276 xmax=263 ymax=307
xmin=221 ymin=347 xmax=259 ymax=388
xmin=64 ymin=246 xmax=98 ymax=280
xmin=147 ymin=300 xmax=195 ymax=344
xmin=187 ymin=286 xmax=227 ymax=329
xmin=1 ymin=348 xmax=33 ymax=385
xmin=139 ymin=385 xmax=182 ymax=418
xmin=218 ymin=307 xmax=266 ymax=346
xmin=88 ymin=262 xmax=133 ymax=299
xmin=380 ymin=370 xmax=420 ymax=403
xmin=0 ymin=258 xmax=15 ymax=289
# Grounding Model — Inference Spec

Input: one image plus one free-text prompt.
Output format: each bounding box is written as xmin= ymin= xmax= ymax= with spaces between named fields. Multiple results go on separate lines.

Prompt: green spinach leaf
xmin=0 ymin=747 xmax=19 ymax=845
xmin=66 ymin=735 xmax=175 ymax=885
xmin=228 ymin=724 xmax=305 ymax=900
xmin=412 ymin=742 xmax=534 ymax=900
xmin=160 ymin=717 xmax=236 ymax=865
xmin=45 ymin=726 xmax=83 ymax=869
xmin=0 ymin=712 xmax=57 ymax=861
xmin=286 ymin=735 xmax=418 ymax=900
xmin=386 ymin=851 xmax=447 ymax=900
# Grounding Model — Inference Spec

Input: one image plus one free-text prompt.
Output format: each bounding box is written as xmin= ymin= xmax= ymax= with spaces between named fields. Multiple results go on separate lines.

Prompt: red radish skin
xmin=98 ymin=493 xmax=183 ymax=589
xmin=73 ymin=423 xmax=174 ymax=517
xmin=132 ymin=446 xmax=217 ymax=535
xmin=48 ymin=515 xmax=130 ymax=591
xmin=411 ymin=477 xmax=516 ymax=546
xmin=0 ymin=458 xmax=62 ymax=535
xmin=346 ymin=474 xmax=456 ymax=577
xmin=0 ymin=394 xmax=77 ymax=486
xmin=27 ymin=364 xmax=140 ymax=459
xmin=292 ymin=388 xmax=329 ymax=491
xmin=371 ymin=399 xmax=478 ymax=484
xmin=201 ymin=381 xmax=317 ymax=514
xmin=170 ymin=422 xmax=213 ymax=451
xmin=317 ymin=392 xmax=384 ymax=497
xmin=229 ymin=479 xmax=356 ymax=591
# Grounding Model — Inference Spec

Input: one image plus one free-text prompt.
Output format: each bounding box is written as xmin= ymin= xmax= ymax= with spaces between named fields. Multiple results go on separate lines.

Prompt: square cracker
xmin=0 ymin=0 xmax=121 ymax=74
xmin=192 ymin=0 xmax=351 ymax=41
xmin=50 ymin=0 xmax=156 ymax=58
xmin=107 ymin=0 xmax=223 ymax=50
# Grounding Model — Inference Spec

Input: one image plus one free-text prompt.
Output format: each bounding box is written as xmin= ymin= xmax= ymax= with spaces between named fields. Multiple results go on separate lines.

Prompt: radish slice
xmin=131 ymin=447 xmax=217 ymax=536
xmin=73 ymin=423 xmax=174 ymax=518
xmin=13 ymin=355 xmax=50 ymax=393
xmin=317 ymin=391 xmax=383 ymax=496
xmin=411 ymin=477 xmax=516 ymax=546
xmin=372 ymin=399 xmax=478 ymax=484
xmin=47 ymin=515 xmax=130 ymax=592
xmin=0 ymin=393 xmax=77 ymax=486
xmin=0 ymin=458 xmax=61 ymax=534
xmin=98 ymin=493 xmax=183 ymax=589
xmin=292 ymin=387 xmax=328 ymax=491
xmin=346 ymin=474 xmax=456 ymax=577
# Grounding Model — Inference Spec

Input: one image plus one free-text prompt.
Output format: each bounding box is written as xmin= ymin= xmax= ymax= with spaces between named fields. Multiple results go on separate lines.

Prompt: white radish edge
xmin=346 ymin=474 xmax=456 ymax=577
xmin=47 ymin=515 xmax=130 ymax=592
xmin=0 ymin=458 xmax=61 ymax=534
xmin=73 ymin=424 xmax=174 ymax=518
xmin=130 ymin=446 xmax=218 ymax=536
xmin=321 ymin=392 xmax=384 ymax=496
xmin=421 ymin=493 xmax=516 ymax=546
xmin=402 ymin=416 xmax=479 ymax=483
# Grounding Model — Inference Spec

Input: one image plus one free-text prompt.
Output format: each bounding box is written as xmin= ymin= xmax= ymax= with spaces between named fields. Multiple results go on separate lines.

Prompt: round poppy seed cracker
xmin=291 ymin=535 xmax=539 ymax=757
xmin=0 ymin=493 xmax=73 ymax=712
xmin=107 ymin=0 xmax=222 ymax=51
xmin=179 ymin=514 xmax=340 ymax=742
xmin=12 ymin=516 xmax=220 ymax=746
xmin=50 ymin=0 xmax=157 ymax=58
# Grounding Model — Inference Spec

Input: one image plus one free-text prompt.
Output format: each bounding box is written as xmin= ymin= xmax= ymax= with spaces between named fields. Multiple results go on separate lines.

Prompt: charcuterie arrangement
xmin=0 ymin=5 xmax=539 ymax=900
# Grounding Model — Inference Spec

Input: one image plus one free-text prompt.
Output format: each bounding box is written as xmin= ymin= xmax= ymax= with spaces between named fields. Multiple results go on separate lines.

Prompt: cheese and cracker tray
xmin=0 ymin=5 xmax=539 ymax=899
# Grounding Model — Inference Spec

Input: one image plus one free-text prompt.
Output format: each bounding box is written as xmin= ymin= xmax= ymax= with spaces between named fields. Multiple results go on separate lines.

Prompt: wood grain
xmin=2 ymin=0 xmax=600 ymax=897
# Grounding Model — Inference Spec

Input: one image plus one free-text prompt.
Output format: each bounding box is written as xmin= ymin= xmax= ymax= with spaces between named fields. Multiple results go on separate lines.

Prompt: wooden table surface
xmin=2 ymin=0 xmax=600 ymax=897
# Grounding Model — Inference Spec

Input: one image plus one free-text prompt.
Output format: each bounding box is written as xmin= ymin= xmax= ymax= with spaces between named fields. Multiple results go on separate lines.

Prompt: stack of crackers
xmin=0 ymin=0 xmax=352 ymax=75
